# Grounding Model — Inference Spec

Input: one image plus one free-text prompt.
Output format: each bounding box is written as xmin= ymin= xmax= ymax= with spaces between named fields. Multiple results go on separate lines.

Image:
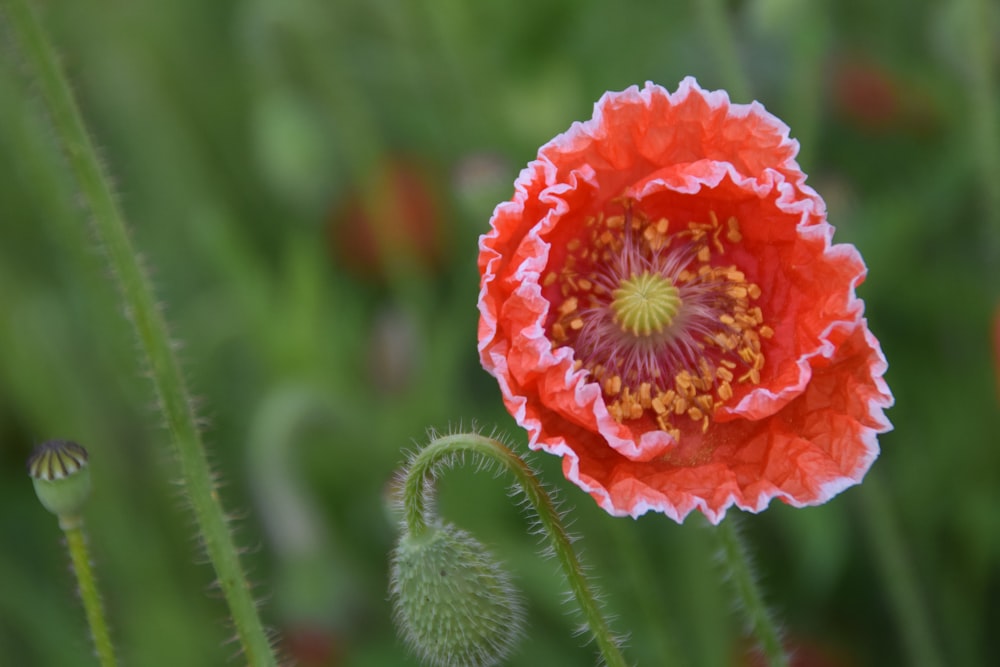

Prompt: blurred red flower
xmin=830 ymin=56 xmax=939 ymax=135
xmin=328 ymin=158 xmax=446 ymax=280
xmin=478 ymin=79 xmax=893 ymax=523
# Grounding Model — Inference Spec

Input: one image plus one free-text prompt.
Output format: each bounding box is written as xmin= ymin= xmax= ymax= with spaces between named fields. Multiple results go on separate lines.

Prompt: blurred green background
xmin=1 ymin=0 xmax=998 ymax=665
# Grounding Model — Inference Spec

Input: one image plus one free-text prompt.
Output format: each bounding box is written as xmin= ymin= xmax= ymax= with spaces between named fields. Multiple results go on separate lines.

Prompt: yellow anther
xmin=717 ymin=381 xmax=733 ymax=401
xmin=639 ymin=382 xmax=652 ymax=408
xmin=673 ymin=396 xmax=688 ymax=415
xmin=727 ymin=216 xmax=742 ymax=242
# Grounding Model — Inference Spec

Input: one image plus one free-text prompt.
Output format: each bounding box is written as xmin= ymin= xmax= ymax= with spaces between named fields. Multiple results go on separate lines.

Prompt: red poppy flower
xmin=328 ymin=157 xmax=446 ymax=280
xmin=478 ymin=79 xmax=893 ymax=523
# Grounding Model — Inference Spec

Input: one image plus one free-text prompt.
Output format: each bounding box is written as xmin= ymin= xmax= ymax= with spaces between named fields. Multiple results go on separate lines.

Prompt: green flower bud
xmin=27 ymin=440 xmax=92 ymax=521
xmin=390 ymin=522 xmax=524 ymax=667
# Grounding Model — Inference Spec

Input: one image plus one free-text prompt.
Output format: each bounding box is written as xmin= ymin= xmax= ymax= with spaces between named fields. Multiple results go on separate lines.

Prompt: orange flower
xmin=478 ymin=79 xmax=893 ymax=523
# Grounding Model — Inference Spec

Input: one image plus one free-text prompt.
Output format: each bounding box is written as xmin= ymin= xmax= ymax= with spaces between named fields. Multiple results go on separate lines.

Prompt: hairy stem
xmin=402 ymin=433 xmax=629 ymax=667
xmin=62 ymin=518 xmax=117 ymax=667
xmin=4 ymin=2 xmax=278 ymax=664
xmin=715 ymin=517 xmax=788 ymax=667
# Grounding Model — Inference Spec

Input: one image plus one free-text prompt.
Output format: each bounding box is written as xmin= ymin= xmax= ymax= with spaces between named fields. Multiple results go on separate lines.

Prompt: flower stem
xmin=964 ymin=0 xmax=1000 ymax=266
xmin=61 ymin=517 xmax=117 ymax=667
xmin=696 ymin=0 xmax=751 ymax=102
xmin=4 ymin=2 xmax=278 ymax=664
xmin=857 ymin=475 xmax=945 ymax=667
xmin=715 ymin=517 xmax=788 ymax=667
xmin=402 ymin=433 xmax=629 ymax=667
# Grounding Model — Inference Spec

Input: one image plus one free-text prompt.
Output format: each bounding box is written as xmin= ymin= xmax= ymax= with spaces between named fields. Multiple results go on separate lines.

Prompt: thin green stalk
xmin=4 ymin=2 xmax=278 ymax=664
xmin=403 ymin=433 xmax=629 ymax=667
xmin=715 ymin=517 xmax=788 ymax=667
xmin=608 ymin=519 xmax=683 ymax=666
xmin=62 ymin=518 xmax=117 ymax=667
xmin=857 ymin=476 xmax=944 ymax=667
xmin=696 ymin=0 xmax=751 ymax=102
xmin=964 ymin=0 xmax=1000 ymax=266
xmin=696 ymin=8 xmax=788 ymax=664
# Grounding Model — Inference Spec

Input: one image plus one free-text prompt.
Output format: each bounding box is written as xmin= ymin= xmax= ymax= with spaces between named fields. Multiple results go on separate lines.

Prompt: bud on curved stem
xmin=391 ymin=521 xmax=524 ymax=667
xmin=395 ymin=433 xmax=629 ymax=667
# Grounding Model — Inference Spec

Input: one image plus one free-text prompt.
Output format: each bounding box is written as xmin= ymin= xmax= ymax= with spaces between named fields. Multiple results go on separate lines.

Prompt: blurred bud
xmin=368 ymin=303 xmax=420 ymax=395
xmin=450 ymin=152 xmax=514 ymax=220
xmin=27 ymin=440 xmax=92 ymax=522
xmin=390 ymin=522 xmax=524 ymax=667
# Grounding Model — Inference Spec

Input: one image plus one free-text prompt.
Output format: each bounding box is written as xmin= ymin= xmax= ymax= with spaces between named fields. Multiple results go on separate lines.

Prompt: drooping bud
xmin=390 ymin=521 xmax=524 ymax=667
xmin=27 ymin=440 xmax=92 ymax=524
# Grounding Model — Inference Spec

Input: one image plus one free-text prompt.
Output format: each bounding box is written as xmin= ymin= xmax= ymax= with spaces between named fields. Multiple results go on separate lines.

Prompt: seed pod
xmin=27 ymin=440 xmax=92 ymax=521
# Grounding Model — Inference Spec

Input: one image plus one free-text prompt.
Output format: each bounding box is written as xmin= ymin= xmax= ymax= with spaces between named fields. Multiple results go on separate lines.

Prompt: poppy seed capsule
xmin=390 ymin=522 xmax=524 ymax=667
xmin=27 ymin=440 xmax=92 ymax=522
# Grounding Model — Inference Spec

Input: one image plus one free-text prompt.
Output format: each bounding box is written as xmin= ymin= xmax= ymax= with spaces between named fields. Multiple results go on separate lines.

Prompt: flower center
xmin=542 ymin=204 xmax=772 ymax=441
xmin=611 ymin=272 xmax=681 ymax=337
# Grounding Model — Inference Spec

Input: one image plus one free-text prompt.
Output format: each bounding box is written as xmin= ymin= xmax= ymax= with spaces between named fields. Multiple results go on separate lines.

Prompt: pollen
xmin=544 ymin=203 xmax=770 ymax=442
